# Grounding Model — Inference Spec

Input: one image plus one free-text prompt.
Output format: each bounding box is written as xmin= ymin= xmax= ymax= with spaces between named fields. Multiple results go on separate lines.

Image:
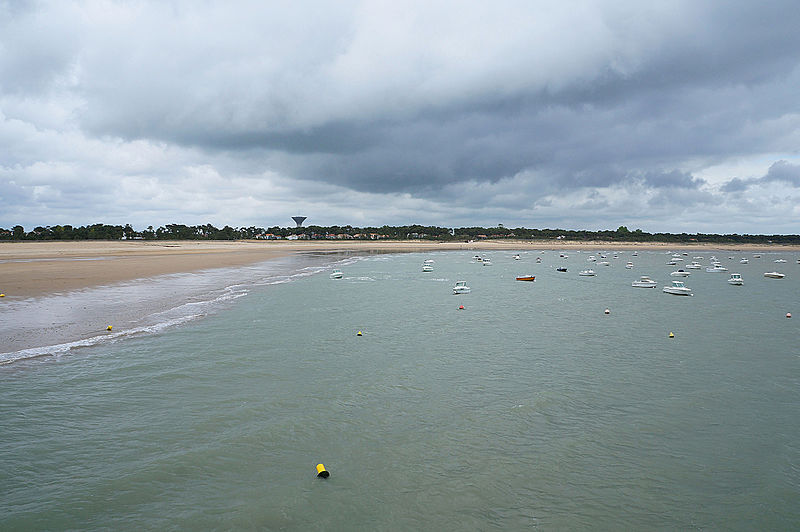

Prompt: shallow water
xmin=2 ymin=250 xmax=799 ymax=529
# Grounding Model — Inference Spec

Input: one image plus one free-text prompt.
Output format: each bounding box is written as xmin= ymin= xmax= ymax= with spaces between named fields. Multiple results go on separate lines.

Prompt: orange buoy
xmin=458 ymin=305 xmax=464 ymax=310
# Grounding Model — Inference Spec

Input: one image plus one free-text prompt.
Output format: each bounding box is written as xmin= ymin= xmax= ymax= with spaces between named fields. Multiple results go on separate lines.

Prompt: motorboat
xmin=453 ymin=280 xmax=471 ymax=294
xmin=482 ymin=258 xmax=492 ymax=266
xmin=473 ymin=255 xmax=483 ymax=262
xmin=706 ymin=264 xmax=728 ymax=272
xmin=424 ymin=259 xmax=435 ymax=264
xmin=625 ymin=262 xmax=634 ymax=269
xmin=775 ymin=259 xmax=787 ymax=263
xmin=685 ymin=262 xmax=702 ymax=269
xmin=632 ymin=252 xmax=638 ymax=256
xmin=670 ymin=269 xmax=690 ymax=277
xmin=556 ymin=267 xmax=568 ymax=272
xmin=587 ymin=256 xmax=597 ymax=262
xmin=753 ymin=254 xmax=761 ymax=258
xmin=515 ymin=275 xmax=535 ymax=281
xmin=422 ymin=263 xmax=433 ymax=272
xmin=559 ymin=253 xmax=568 ymax=258
xmin=663 ymin=280 xmax=693 ymax=296
xmin=330 ymin=269 xmax=343 ymax=279
xmin=739 ymin=258 xmax=748 ymax=264
xmin=727 ymin=273 xmax=743 ymax=285
xmin=579 ymin=269 xmax=596 ymax=276
xmin=535 ymin=257 xmax=542 ymax=263
xmin=632 ymin=276 xmax=657 ymax=288
xmin=763 ymin=272 xmax=785 ymax=279
xmin=512 ymin=254 xmax=521 ymax=260
xmin=666 ymin=260 xmax=677 ymax=265
xmin=598 ymin=261 xmax=610 ymax=266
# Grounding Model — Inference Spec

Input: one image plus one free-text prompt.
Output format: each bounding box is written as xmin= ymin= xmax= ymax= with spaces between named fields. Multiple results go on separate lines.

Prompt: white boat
xmin=753 ymin=254 xmax=761 ymax=258
xmin=579 ymin=269 xmax=596 ymax=276
xmin=535 ymin=257 xmax=542 ymax=263
xmin=632 ymin=252 xmax=638 ymax=256
xmin=763 ymin=272 xmax=785 ymax=279
xmin=632 ymin=276 xmax=657 ymax=288
xmin=666 ymin=260 xmax=677 ymax=265
xmin=706 ymin=264 xmax=728 ymax=272
xmin=473 ymin=255 xmax=483 ymax=262
xmin=663 ymin=280 xmax=693 ymax=296
xmin=482 ymin=258 xmax=492 ymax=266
xmin=625 ymin=262 xmax=634 ymax=269
xmin=424 ymin=259 xmax=435 ymax=264
xmin=422 ymin=263 xmax=433 ymax=272
xmin=587 ymin=256 xmax=597 ymax=262
xmin=727 ymin=273 xmax=743 ymax=285
xmin=330 ymin=269 xmax=343 ymax=279
xmin=453 ymin=280 xmax=471 ymax=294
xmin=512 ymin=254 xmax=521 ymax=260
xmin=739 ymin=258 xmax=748 ymax=264
xmin=598 ymin=261 xmax=610 ymax=266
xmin=685 ymin=262 xmax=702 ymax=269
xmin=670 ymin=269 xmax=690 ymax=277
xmin=775 ymin=259 xmax=787 ymax=263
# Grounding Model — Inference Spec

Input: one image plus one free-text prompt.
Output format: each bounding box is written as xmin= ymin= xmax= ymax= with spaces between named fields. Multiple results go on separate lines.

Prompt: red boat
xmin=515 ymin=275 xmax=535 ymax=281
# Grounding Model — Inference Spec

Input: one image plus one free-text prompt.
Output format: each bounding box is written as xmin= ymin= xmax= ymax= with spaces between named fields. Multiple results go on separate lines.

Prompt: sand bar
xmin=2 ymin=239 xmax=798 ymax=299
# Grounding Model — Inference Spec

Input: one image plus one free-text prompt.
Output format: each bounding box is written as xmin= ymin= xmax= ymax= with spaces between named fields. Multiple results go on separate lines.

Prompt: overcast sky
xmin=2 ymin=1 xmax=800 ymax=233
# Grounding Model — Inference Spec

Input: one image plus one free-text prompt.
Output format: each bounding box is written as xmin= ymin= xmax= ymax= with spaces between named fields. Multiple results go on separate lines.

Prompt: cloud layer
xmin=2 ymin=1 xmax=800 ymax=232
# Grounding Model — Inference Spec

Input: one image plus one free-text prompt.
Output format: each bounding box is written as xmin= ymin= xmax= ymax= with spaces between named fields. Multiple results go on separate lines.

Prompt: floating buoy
xmin=356 ymin=331 xmax=362 ymax=336
xmin=316 ymin=463 xmax=329 ymax=478
xmin=787 ymin=313 xmax=792 ymax=318
xmin=458 ymin=305 xmax=464 ymax=310
xmin=669 ymin=332 xmax=675 ymax=338
xmin=0 ymin=293 xmax=5 ymax=297
xmin=107 ymin=325 xmax=113 ymax=331
xmin=604 ymin=308 xmax=610 ymax=315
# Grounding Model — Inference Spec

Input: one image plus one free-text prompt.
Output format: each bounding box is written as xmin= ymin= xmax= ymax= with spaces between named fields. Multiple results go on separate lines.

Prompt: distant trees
xmin=1 ymin=223 xmax=799 ymax=244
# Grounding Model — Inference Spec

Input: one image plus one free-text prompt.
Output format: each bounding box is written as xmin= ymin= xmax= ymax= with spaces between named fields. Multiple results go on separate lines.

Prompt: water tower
xmin=292 ymin=216 xmax=307 ymax=227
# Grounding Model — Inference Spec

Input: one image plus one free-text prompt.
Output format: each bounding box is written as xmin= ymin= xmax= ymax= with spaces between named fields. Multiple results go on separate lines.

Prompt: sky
xmin=2 ymin=1 xmax=800 ymax=234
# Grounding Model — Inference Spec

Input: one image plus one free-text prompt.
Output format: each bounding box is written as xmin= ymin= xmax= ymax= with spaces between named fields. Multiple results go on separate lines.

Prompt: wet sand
xmin=2 ymin=239 xmax=798 ymax=299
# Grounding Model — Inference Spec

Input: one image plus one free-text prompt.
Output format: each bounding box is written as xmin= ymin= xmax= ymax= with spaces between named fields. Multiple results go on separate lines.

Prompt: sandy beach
xmin=2 ymin=239 xmax=798 ymax=299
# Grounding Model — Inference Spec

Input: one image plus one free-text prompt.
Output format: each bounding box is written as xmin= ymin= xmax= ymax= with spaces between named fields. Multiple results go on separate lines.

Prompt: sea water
xmin=1 ymin=250 xmax=799 ymax=530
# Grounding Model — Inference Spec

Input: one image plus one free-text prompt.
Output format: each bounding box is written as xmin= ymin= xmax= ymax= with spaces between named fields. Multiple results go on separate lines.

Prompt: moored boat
xmin=763 ymin=272 xmax=785 ymax=279
xmin=670 ymin=269 xmax=690 ymax=277
xmin=663 ymin=280 xmax=693 ymax=296
xmin=330 ymin=269 xmax=343 ymax=279
xmin=727 ymin=273 xmax=743 ymax=285
xmin=453 ymin=280 xmax=471 ymax=294
xmin=515 ymin=275 xmax=535 ymax=281
xmin=632 ymin=276 xmax=657 ymax=288
xmin=579 ymin=269 xmax=596 ymax=276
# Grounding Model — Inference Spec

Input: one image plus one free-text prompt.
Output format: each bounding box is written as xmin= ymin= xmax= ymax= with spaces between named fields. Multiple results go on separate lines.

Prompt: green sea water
xmin=2 ymin=250 xmax=799 ymax=530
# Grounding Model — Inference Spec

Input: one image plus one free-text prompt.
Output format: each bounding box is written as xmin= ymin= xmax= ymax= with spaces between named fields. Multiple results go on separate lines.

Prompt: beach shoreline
xmin=2 ymin=239 xmax=798 ymax=299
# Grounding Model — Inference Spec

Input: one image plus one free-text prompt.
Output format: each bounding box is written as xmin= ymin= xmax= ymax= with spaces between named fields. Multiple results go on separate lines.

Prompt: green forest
xmin=2 ymin=223 xmax=799 ymax=244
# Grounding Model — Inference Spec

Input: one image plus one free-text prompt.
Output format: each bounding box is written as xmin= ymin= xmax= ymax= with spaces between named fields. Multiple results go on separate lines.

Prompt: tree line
xmin=1 ymin=223 xmax=799 ymax=244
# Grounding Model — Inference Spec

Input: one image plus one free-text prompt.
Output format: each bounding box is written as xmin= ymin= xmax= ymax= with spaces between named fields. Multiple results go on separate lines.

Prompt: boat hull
xmin=515 ymin=276 xmax=535 ymax=281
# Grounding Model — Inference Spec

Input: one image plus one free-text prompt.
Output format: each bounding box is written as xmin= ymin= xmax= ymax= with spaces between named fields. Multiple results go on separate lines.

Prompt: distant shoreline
xmin=2 ymin=239 xmax=798 ymax=299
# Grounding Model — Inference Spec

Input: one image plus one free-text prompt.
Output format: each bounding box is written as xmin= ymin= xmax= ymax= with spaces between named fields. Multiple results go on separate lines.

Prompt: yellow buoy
xmin=357 ymin=331 xmax=362 ymax=336
xmin=0 ymin=293 xmax=5 ymax=297
xmin=668 ymin=332 xmax=674 ymax=338
xmin=316 ymin=463 xmax=329 ymax=478
xmin=107 ymin=325 xmax=113 ymax=331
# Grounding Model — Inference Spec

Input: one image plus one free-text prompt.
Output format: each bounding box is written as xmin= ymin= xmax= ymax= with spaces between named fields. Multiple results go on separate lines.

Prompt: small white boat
xmin=625 ymin=262 xmax=634 ymax=269
xmin=587 ymin=256 xmax=597 ymax=262
xmin=753 ymin=254 xmax=761 ymax=258
xmin=763 ymin=272 xmax=785 ymax=279
xmin=663 ymin=280 xmax=693 ymax=296
xmin=482 ymin=258 xmax=492 ymax=266
xmin=632 ymin=276 xmax=657 ymax=288
xmin=775 ymin=259 xmax=787 ymax=263
xmin=666 ymin=260 xmax=678 ymax=265
xmin=739 ymin=258 xmax=748 ymax=264
xmin=330 ymin=269 xmax=343 ymax=279
xmin=424 ymin=259 xmax=435 ymax=264
xmin=632 ymin=252 xmax=638 ymax=256
xmin=598 ymin=261 xmax=610 ymax=266
xmin=727 ymin=273 xmax=743 ymax=285
xmin=512 ymin=254 xmax=521 ymax=260
xmin=422 ymin=263 xmax=433 ymax=272
xmin=706 ymin=264 xmax=728 ymax=272
xmin=535 ymin=257 xmax=542 ymax=263
xmin=579 ymin=269 xmax=596 ymax=276
xmin=685 ymin=262 xmax=702 ymax=269
xmin=453 ymin=280 xmax=471 ymax=294
xmin=473 ymin=255 xmax=483 ymax=262
xmin=670 ymin=270 xmax=690 ymax=277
